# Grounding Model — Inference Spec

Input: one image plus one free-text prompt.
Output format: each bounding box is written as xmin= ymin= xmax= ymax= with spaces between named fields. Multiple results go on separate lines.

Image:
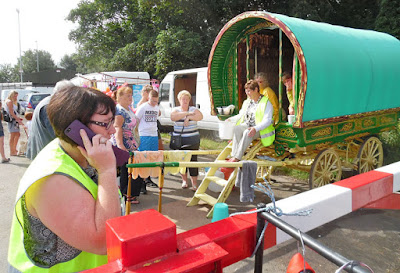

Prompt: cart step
xmin=206 ymin=176 xmax=228 ymax=187
xmin=194 ymin=193 xmax=218 ymax=206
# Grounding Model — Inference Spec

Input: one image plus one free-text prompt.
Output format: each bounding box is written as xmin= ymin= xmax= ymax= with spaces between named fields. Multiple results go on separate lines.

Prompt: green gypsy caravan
xmin=207 ymin=11 xmax=400 ymax=189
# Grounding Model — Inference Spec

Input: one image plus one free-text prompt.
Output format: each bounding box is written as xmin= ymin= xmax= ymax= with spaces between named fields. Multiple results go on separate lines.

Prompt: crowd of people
xmin=4 ymin=71 xmax=293 ymax=271
xmin=5 ymin=80 xmax=205 ymax=272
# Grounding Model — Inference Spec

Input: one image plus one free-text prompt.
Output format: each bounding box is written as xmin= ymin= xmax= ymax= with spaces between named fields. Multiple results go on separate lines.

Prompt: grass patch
xmin=200 ymin=137 xmax=229 ymax=150
xmin=274 ymin=166 xmax=309 ymax=181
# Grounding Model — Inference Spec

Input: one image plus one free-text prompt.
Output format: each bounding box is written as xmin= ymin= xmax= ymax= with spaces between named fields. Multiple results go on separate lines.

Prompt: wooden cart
xmin=207 ymin=11 xmax=400 ymax=188
xmin=189 ymin=11 xmax=400 ymax=217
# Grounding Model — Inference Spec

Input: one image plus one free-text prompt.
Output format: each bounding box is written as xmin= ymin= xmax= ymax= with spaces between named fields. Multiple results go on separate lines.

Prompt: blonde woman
xmin=5 ymin=90 xmax=24 ymax=156
xmin=170 ymin=90 xmax=203 ymax=190
xmin=112 ymin=86 xmax=142 ymax=204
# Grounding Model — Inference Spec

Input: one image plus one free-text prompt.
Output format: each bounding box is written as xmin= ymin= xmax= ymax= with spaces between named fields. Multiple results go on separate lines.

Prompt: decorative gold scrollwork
xmin=340 ymin=122 xmax=353 ymax=132
xmin=380 ymin=116 xmax=394 ymax=125
xmin=363 ymin=119 xmax=374 ymax=127
xmin=245 ymin=22 xmax=274 ymax=35
xmin=279 ymin=127 xmax=296 ymax=138
xmin=312 ymin=127 xmax=332 ymax=138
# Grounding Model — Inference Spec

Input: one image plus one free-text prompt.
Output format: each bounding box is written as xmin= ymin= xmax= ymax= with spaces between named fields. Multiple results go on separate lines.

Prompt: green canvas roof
xmin=209 ymin=11 xmax=400 ymax=124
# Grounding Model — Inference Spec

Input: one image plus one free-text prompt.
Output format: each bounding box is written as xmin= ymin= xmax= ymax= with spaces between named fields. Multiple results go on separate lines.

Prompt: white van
xmin=158 ymin=67 xmax=220 ymax=133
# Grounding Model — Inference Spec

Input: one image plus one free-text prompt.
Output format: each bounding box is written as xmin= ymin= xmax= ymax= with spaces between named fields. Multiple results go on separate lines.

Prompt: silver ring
xmin=100 ymin=138 xmax=108 ymax=144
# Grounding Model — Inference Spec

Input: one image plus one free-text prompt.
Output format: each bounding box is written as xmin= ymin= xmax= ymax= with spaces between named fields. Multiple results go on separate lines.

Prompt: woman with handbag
xmin=5 ymin=90 xmax=24 ymax=156
xmin=170 ymin=90 xmax=203 ymax=190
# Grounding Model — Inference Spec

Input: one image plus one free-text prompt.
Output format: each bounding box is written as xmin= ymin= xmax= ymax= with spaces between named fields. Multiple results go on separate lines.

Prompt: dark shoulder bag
xmin=169 ymin=126 xmax=184 ymax=150
xmin=2 ymin=108 xmax=12 ymax=123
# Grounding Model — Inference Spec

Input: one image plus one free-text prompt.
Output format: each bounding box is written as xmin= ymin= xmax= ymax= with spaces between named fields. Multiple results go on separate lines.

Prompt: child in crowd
xmin=136 ymin=90 xmax=161 ymax=189
xmin=137 ymin=84 xmax=153 ymax=107
xmin=24 ymin=112 xmax=33 ymax=136
xmin=137 ymin=85 xmax=164 ymax=150
xmin=18 ymin=112 xmax=33 ymax=156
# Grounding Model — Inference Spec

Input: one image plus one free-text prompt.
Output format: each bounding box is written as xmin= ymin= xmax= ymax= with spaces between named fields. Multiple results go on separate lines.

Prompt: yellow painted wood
xmin=194 ymin=193 xmax=218 ymax=206
xmin=206 ymin=176 xmax=228 ymax=187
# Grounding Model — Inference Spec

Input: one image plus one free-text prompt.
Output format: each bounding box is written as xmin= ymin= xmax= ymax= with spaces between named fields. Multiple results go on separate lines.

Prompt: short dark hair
xmin=254 ymin=72 xmax=269 ymax=86
xmin=149 ymin=90 xmax=159 ymax=98
xmin=245 ymin=79 xmax=260 ymax=92
xmin=47 ymin=86 xmax=116 ymax=146
xmin=282 ymin=72 xmax=292 ymax=82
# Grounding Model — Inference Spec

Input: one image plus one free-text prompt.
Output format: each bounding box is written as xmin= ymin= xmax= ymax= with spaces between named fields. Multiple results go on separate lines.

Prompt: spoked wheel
xmin=309 ymin=149 xmax=342 ymax=189
xmin=357 ymin=136 xmax=383 ymax=174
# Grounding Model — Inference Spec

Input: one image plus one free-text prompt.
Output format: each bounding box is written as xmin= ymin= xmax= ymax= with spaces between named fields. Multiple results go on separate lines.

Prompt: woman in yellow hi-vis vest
xmin=226 ymin=80 xmax=275 ymax=162
xmin=8 ymin=86 xmax=122 ymax=272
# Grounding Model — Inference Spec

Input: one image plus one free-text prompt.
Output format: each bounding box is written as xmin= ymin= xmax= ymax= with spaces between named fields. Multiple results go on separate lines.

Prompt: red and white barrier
xmin=85 ymin=162 xmax=400 ymax=272
xmin=270 ymin=161 xmax=400 ymax=244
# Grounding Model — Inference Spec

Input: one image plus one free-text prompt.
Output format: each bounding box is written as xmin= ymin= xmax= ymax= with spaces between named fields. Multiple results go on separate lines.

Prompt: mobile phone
xmin=64 ymin=120 xmax=130 ymax=167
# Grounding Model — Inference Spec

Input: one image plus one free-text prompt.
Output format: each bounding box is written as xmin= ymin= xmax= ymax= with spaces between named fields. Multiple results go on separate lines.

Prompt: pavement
xmin=1 ymin=120 xmax=399 ymax=272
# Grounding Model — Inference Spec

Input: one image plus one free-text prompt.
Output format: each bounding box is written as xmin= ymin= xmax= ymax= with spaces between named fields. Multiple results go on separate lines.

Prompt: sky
xmin=0 ymin=0 xmax=81 ymax=66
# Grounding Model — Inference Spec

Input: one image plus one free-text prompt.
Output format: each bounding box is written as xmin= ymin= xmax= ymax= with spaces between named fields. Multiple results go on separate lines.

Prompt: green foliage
xmin=60 ymin=54 xmax=78 ymax=71
xmin=18 ymin=49 xmax=55 ymax=74
xmin=155 ymin=27 xmax=208 ymax=79
xmin=0 ymin=64 xmax=18 ymax=83
xmin=375 ymin=0 xmax=400 ymax=39
xmin=379 ymin=127 xmax=400 ymax=165
xmin=60 ymin=0 xmax=399 ymax=80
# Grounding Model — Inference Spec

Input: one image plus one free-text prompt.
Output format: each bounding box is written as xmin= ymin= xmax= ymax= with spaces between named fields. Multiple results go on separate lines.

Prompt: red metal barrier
xmin=84 ymin=166 xmax=398 ymax=272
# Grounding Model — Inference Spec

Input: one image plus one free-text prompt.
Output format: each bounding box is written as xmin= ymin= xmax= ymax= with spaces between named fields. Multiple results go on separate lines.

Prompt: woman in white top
xmin=170 ymin=90 xmax=203 ymax=190
xmin=5 ymin=90 xmax=24 ymax=156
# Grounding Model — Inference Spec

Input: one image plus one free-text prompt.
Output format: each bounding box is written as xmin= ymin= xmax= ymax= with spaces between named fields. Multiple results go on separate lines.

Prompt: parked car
xmin=20 ymin=93 xmax=51 ymax=114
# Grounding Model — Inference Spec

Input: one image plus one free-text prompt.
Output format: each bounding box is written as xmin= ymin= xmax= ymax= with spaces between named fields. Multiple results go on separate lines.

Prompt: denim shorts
xmin=138 ymin=136 xmax=158 ymax=151
xmin=7 ymin=119 xmax=20 ymax=133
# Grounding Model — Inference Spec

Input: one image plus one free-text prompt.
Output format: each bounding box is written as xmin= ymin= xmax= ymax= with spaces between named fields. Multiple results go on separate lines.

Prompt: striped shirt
xmin=172 ymin=106 xmax=199 ymax=138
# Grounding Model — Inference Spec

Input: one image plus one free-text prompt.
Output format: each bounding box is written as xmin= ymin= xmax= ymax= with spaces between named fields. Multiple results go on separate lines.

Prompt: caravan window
xmin=159 ymin=83 xmax=170 ymax=102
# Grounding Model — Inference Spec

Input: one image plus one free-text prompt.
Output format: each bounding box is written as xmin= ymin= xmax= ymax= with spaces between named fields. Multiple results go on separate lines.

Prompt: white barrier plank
xmin=266 ymin=184 xmax=352 ymax=244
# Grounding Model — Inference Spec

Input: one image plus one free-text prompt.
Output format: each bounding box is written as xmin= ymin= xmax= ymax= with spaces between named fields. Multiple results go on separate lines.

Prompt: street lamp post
xmin=16 ymin=8 xmax=23 ymax=82
xmin=36 ymin=40 xmax=39 ymax=72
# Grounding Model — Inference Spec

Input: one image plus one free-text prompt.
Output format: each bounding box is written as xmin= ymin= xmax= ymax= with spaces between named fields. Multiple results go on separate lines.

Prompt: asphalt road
xmin=1 ymin=120 xmax=399 ymax=272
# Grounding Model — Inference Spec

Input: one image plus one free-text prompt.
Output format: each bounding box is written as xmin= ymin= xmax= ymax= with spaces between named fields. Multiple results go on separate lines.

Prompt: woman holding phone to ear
xmin=8 ymin=86 xmax=122 ymax=272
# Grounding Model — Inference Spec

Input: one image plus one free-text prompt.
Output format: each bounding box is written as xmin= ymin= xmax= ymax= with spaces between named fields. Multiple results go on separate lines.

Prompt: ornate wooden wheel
xmin=357 ymin=136 xmax=383 ymax=174
xmin=309 ymin=149 xmax=342 ymax=189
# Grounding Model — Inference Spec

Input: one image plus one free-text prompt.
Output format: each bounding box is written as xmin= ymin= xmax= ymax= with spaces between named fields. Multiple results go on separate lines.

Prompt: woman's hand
xmin=77 ymin=129 xmax=116 ymax=173
xmin=183 ymin=117 xmax=190 ymax=127
xmin=247 ymin=127 xmax=256 ymax=137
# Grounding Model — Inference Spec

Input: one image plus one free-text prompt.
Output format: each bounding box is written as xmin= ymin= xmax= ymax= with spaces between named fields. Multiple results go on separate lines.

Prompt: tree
xmin=155 ymin=27 xmax=208 ymax=78
xmin=60 ymin=54 xmax=78 ymax=71
xmin=0 ymin=64 xmax=19 ymax=83
xmin=66 ymin=0 xmax=398 ymax=80
xmin=375 ymin=0 xmax=400 ymax=39
xmin=18 ymin=49 xmax=55 ymax=74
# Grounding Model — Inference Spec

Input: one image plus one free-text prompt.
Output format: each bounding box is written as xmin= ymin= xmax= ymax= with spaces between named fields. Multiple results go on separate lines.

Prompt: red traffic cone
xmin=287 ymin=253 xmax=315 ymax=273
